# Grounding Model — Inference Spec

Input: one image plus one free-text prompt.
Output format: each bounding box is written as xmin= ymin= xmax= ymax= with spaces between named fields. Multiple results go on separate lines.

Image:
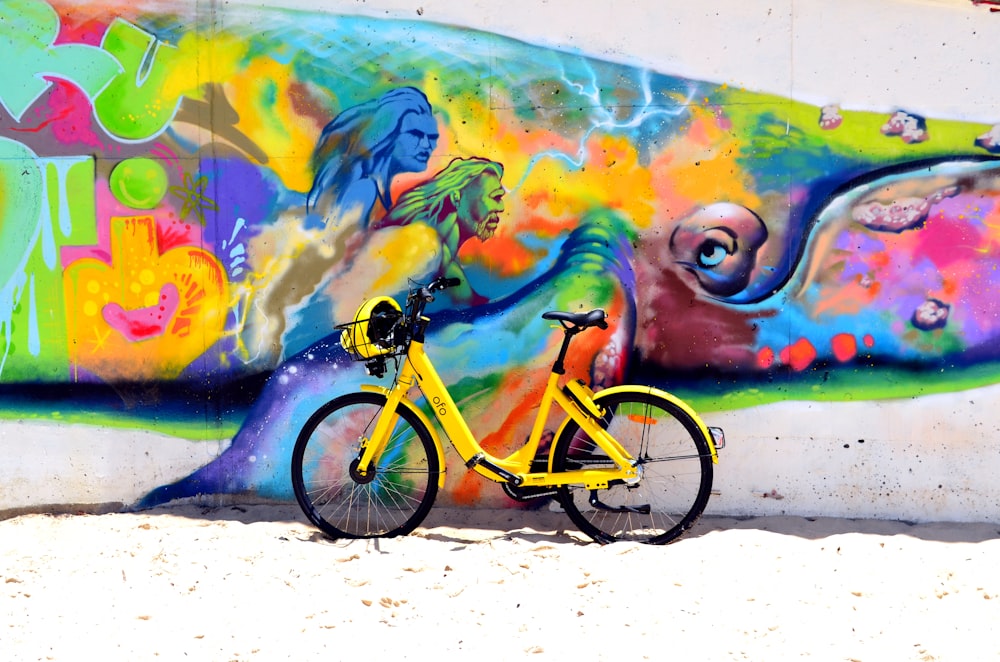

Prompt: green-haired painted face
xmin=457 ymin=172 xmax=505 ymax=241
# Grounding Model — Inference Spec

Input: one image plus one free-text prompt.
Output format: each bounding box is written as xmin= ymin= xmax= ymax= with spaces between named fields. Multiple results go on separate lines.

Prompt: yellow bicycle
xmin=291 ymin=276 xmax=724 ymax=544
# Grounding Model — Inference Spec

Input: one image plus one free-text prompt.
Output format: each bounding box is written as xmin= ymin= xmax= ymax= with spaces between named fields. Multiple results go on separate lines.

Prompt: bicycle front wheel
xmin=291 ymin=392 xmax=439 ymax=539
xmin=552 ymin=390 xmax=713 ymax=545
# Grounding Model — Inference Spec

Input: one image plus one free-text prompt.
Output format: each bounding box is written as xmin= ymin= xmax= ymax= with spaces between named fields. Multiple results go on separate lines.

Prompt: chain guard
xmin=502 ymin=482 xmax=558 ymax=502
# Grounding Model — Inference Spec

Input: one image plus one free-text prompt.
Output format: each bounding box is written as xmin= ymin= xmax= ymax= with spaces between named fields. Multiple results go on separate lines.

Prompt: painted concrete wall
xmin=2 ymin=0 xmax=1000 ymax=522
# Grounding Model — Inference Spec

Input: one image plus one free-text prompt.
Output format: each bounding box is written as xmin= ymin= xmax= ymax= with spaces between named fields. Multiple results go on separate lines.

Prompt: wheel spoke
xmin=554 ymin=392 xmax=713 ymax=544
xmin=291 ymin=393 xmax=439 ymax=539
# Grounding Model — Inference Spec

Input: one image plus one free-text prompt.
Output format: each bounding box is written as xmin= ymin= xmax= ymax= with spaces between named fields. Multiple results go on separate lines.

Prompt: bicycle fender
xmin=549 ymin=384 xmax=720 ymax=467
xmin=360 ymin=384 xmax=448 ymax=487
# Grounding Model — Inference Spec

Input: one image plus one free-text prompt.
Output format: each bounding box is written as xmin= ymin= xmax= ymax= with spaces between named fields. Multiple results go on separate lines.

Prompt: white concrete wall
xmin=0 ymin=423 xmax=228 ymax=515
xmin=703 ymin=386 xmax=1000 ymax=522
xmin=259 ymin=0 xmax=999 ymax=123
xmin=5 ymin=0 xmax=1000 ymax=522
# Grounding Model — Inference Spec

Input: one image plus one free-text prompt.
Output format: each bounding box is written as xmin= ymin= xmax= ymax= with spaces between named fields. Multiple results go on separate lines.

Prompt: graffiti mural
xmin=2 ymin=0 xmax=1000 ymax=508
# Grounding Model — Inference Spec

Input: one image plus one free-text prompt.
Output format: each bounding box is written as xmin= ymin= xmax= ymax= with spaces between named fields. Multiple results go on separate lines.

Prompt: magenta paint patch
xmin=102 ymin=282 xmax=180 ymax=341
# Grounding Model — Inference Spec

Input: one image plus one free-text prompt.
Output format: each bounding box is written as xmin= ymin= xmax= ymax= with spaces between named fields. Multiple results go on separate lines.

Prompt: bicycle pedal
xmin=467 ymin=452 xmax=522 ymax=485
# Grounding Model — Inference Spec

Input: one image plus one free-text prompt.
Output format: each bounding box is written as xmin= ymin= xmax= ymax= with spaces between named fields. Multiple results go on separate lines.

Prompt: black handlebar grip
xmin=418 ymin=276 xmax=462 ymax=302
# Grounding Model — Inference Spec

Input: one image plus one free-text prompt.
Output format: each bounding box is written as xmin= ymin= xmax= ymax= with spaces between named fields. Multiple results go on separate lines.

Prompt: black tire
xmin=291 ymin=392 xmax=439 ymax=539
xmin=552 ymin=390 xmax=713 ymax=544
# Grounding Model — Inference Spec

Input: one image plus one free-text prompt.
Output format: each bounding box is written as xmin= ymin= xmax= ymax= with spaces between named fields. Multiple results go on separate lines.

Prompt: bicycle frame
xmin=353 ymin=335 xmax=643 ymax=490
xmin=298 ymin=275 xmax=724 ymax=544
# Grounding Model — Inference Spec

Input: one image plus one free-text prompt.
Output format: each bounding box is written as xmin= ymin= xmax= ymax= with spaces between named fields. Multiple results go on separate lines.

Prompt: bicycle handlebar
xmin=432 ymin=276 xmax=461 ymax=291
xmin=388 ymin=275 xmax=606 ymax=360
xmin=406 ymin=276 xmax=462 ymax=321
xmin=417 ymin=276 xmax=460 ymax=299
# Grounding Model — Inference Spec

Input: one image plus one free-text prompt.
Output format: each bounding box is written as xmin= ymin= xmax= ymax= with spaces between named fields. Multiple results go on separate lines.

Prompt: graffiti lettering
xmin=95 ymin=19 xmax=183 ymax=141
xmin=62 ymin=216 xmax=229 ymax=382
xmin=0 ymin=0 xmax=121 ymax=123
xmin=0 ymin=0 xmax=183 ymax=142
xmin=0 ymin=140 xmax=95 ymax=381
xmin=0 ymin=137 xmax=43 ymax=372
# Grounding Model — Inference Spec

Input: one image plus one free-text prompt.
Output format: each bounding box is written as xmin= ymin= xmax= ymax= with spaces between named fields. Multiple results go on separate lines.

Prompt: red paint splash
xmin=831 ymin=333 xmax=858 ymax=362
xmin=56 ymin=16 xmax=110 ymax=46
xmin=10 ymin=80 xmax=106 ymax=149
xmin=157 ymin=215 xmax=200 ymax=253
xmin=778 ymin=338 xmax=817 ymax=372
xmin=756 ymin=346 xmax=776 ymax=369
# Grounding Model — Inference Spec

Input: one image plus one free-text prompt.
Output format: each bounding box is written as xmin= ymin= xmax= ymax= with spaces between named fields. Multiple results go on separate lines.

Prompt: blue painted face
xmin=392 ymin=112 xmax=439 ymax=173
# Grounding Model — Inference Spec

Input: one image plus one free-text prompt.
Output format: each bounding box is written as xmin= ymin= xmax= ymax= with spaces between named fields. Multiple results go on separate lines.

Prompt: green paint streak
xmin=672 ymin=360 xmax=1000 ymax=414
xmin=719 ymin=89 xmax=987 ymax=168
xmin=1 ymin=159 xmax=96 ymax=383
xmin=0 ymin=138 xmax=41 ymax=292
xmin=0 ymin=406 xmax=241 ymax=442
xmin=256 ymin=78 xmax=292 ymax=141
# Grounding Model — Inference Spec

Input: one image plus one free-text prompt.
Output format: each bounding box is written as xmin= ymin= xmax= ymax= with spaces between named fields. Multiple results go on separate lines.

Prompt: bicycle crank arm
xmin=588 ymin=490 xmax=651 ymax=515
xmin=466 ymin=452 xmax=523 ymax=486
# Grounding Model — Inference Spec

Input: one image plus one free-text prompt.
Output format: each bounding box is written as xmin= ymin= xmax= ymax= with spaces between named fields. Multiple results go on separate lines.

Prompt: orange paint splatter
xmin=831 ymin=333 xmax=858 ymax=362
xmin=451 ymin=471 xmax=483 ymax=506
xmin=869 ymin=251 xmax=891 ymax=270
xmin=458 ymin=234 xmax=543 ymax=279
xmin=648 ymin=107 xmax=761 ymax=215
xmin=813 ymin=276 xmax=880 ymax=318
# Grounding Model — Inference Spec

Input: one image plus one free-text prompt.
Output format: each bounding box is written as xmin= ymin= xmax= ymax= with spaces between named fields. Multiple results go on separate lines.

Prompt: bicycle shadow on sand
xmin=129 ymin=501 xmax=1000 ymax=547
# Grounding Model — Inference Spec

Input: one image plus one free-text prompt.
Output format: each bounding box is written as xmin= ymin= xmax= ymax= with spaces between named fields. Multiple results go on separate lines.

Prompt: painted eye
xmin=698 ymin=240 xmax=730 ymax=267
xmin=668 ymin=203 xmax=769 ymax=299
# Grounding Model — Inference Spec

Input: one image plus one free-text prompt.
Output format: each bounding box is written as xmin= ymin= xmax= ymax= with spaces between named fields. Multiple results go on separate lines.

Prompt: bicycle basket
xmin=339 ymin=296 xmax=403 ymax=360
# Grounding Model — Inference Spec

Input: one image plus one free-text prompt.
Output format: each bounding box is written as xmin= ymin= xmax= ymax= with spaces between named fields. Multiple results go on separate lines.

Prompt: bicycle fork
xmin=351 ymin=375 xmax=415 ymax=481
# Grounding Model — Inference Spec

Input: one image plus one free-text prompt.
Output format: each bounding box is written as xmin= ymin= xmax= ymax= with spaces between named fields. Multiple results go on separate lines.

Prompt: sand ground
xmin=2 ymin=505 xmax=999 ymax=661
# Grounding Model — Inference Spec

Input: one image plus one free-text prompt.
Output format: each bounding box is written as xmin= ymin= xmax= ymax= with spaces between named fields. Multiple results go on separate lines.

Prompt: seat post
xmin=551 ymin=326 xmax=580 ymax=375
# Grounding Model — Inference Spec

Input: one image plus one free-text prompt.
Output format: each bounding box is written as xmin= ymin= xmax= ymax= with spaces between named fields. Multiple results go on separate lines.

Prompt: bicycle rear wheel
xmin=552 ymin=390 xmax=713 ymax=544
xmin=291 ymin=392 xmax=439 ymax=539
